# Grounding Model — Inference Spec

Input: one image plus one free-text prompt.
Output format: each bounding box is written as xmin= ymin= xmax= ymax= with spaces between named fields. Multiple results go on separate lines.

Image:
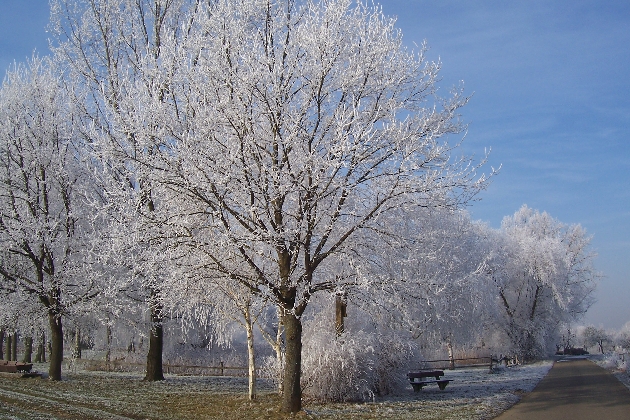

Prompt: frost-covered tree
xmin=412 ymin=211 xmax=493 ymax=358
xmin=581 ymin=326 xmax=611 ymax=354
xmin=0 ymin=57 xmax=104 ymax=380
xmin=357 ymin=208 xmax=493 ymax=355
xmin=49 ymin=0 xmax=202 ymax=381
xmin=615 ymin=324 xmax=630 ymax=353
xmin=0 ymin=286 xmax=49 ymax=363
xmin=110 ymin=0 xmax=491 ymax=412
xmin=486 ymin=205 xmax=598 ymax=360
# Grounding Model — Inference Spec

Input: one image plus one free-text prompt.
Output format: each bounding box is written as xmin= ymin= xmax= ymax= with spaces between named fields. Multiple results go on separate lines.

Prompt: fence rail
xmin=75 ymin=359 xmax=256 ymax=377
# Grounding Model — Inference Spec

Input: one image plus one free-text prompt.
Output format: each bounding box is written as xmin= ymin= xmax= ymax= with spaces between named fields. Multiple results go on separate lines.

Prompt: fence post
xmin=220 ymin=361 xmax=224 ymax=376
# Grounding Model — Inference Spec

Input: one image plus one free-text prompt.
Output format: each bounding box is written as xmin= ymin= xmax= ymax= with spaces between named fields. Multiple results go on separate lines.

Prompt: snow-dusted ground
xmin=0 ymin=361 xmax=554 ymax=420
xmin=304 ymin=361 xmax=554 ymax=419
xmin=7 ymin=355 xmax=630 ymax=419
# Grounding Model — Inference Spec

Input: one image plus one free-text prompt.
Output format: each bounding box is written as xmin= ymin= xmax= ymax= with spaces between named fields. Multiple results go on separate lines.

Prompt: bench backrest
xmin=0 ymin=361 xmax=33 ymax=373
xmin=407 ymin=370 xmax=445 ymax=379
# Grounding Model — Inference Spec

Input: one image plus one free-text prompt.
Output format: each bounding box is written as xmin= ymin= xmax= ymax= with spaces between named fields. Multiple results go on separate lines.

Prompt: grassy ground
xmin=0 ymin=362 xmax=553 ymax=420
xmin=0 ymin=369 xmax=286 ymax=420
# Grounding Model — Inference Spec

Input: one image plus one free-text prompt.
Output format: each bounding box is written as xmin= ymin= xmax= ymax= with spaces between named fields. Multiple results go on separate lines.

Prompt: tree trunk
xmin=335 ymin=293 xmax=347 ymax=337
xmin=258 ymin=305 xmax=284 ymax=395
xmin=5 ymin=333 xmax=12 ymax=361
xmin=48 ymin=313 xmax=64 ymax=381
xmin=34 ymin=332 xmax=44 ymax=363
xmin=275 ymin=306 xmax=285 ymax=395
xmin=35 ymin=331 xmax=46 ymax=363
xmin=281 ymin=310 xmax=303 ymax=413
xmin=144 ymin=302 xmax=164 ymax=381
xmin=447 ymin=341 xmax=455 ymax=370
xmin=105 ymin=324 xmax=112 ymax=371
xmin=245 ymin=302 xmax=257 ymax=400
xmin=0 ymin=329 xmax=4 ymax=360
xmin=22 ymin=336 xmax=33 ymax=363
xmin=73 ymin=327 xmax=81 ymax=359
xmin=11 ymin=332 xmax=17 ymax=361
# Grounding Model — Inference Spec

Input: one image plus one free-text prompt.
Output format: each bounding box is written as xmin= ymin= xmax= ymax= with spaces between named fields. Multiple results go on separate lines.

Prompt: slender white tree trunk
xmin=447 ymin=341 xmax=455 ymax=370
xmin=245 ymin=302 xmax=256 ymax=400
xmin=276 ymin=306 xmax=284 ymax=396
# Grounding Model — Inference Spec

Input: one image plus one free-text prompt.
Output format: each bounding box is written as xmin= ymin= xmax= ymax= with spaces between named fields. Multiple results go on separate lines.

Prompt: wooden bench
xmin=0 ymin=361 xmax=33 ymax=373
xmin=407 ymin=370 xmax=451 ymax=391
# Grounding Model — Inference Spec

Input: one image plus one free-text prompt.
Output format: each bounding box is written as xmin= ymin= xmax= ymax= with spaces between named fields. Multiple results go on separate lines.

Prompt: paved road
xmin=494 ymin=358 xmax=630 ymax=420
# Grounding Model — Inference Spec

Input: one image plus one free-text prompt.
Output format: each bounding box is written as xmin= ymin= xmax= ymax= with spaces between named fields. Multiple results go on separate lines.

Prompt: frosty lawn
xmin=0 ymin=361 xmax=552 ymax=420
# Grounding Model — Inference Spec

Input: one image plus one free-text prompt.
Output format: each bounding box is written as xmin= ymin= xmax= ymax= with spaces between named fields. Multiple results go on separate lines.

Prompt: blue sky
xmin=1 ymin=0 xmax=628 ymax=330
xmin=384 ymin=0 xmax=630 ymax=330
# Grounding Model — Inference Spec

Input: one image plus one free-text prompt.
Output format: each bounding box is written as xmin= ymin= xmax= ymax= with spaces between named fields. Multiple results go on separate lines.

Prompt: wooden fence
xmin=76 ymin=359 xmax=255 ymax=377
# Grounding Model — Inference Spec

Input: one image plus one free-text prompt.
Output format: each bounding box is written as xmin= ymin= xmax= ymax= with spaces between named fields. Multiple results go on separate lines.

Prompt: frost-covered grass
xmin=593 ymin=353 xmax=630 ymax=392
xmin=0 ymin=361 xmax=552 ymax=420
xmin=304 ymin=361 xmax=552 ymax=419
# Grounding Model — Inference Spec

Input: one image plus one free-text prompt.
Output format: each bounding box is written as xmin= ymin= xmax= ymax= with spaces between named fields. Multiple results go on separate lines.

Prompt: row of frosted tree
xmin=0 ymin=0 xmax=598 ymax=413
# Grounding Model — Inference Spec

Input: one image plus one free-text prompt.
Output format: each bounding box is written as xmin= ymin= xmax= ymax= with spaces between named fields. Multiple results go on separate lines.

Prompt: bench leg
xmin=437 ymin=381 xmax=448 ymax=390
xmin=411 ymin=383 xmax=423 ymax=392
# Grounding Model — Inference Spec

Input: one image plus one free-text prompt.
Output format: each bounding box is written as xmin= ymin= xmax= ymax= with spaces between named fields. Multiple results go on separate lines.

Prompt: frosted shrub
xmin=599 ymin=353 xmax=627 ymax=371
xmin=260 ymin=354 xmax=283 ymax=389
xmin=301 ymin=317 xmax=415 ymax=402
xmin=372 ymin=333 xmax=418 ymax=395
xmin=302 ymin=329 xmax=375 ymax=402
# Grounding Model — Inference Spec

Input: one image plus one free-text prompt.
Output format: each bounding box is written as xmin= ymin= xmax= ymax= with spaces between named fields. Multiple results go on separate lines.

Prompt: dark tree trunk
xmin=73 ymin=327 xmax=81 ymax=359
xmin=22 ymin=336 xmax=33 ymax=363
xmin=105 ymin=324 xmax=112 ymax=371
xmin=34 ymin=332 xmax=44 ymax=363
xmin=144 ymin=302 xmax=164 ymax=381
xmin=11 ymin=333 xmax=17 ymax=361
xmin=5 ymin=333 xmax=12 ymax=361
xmin=0 ymin=329 xmax=4 ymax=360
xmin=335 ymin=293 xmax=347 ymax=337
xmin=281 ymin=310 xmax=303 ymax=413
xmin=40 ymin=331 xmax=46 ymax=363
xmin=48 ymin=313 xmax=64 ymax=381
